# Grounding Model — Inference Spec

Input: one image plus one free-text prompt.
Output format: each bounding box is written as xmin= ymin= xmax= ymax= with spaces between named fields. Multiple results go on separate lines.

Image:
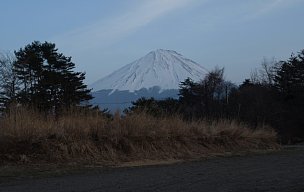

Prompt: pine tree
xmin=13 ymin=41 xmax=92 ymax=113
xmin=274 ymin=50 xmax=304 ymax=102
xmin=273 ymin=49 xmax=304 ymax=140
xmin=178 ymin=77 xmax=197 ymax=104
xmin=14 ymin=41 xmax=44 ymax=104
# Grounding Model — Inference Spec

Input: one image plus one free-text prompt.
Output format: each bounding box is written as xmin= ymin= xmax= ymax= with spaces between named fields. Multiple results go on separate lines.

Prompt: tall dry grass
xmin=0 ymin=106 xmax=279 ymax=164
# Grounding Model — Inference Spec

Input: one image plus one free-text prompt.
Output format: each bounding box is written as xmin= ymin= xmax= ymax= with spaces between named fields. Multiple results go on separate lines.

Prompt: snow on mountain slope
xmin=90 ymin=49 xmax=208 ymax=92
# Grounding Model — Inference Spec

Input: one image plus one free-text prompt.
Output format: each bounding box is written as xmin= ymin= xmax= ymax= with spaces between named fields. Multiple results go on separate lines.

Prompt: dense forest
xmin=128 ymin=50 xmax=304 ymax=143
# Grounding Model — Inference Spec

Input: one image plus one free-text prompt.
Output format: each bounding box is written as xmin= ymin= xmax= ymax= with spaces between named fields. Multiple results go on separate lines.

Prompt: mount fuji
xmin=90 ymin=49 xmax=208 ymax=111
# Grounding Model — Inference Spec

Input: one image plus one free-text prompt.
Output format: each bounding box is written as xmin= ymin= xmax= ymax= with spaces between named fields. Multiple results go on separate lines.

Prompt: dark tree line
xmin=129 ymin=50 xmax=304 ymax=143
xmin=178 ymin=67 xmax=236 ymax=119
xmin=129 ymin=67 xmax=235 ymax=120
xmin=0 ymin=41 xmax=92 ymax=114
xmin=126 ymin=97 xmax=180 ymax=117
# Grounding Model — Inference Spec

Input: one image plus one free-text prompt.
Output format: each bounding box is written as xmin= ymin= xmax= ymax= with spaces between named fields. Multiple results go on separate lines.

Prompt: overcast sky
xmin=1 ymin=0 xmax=304 ymax=84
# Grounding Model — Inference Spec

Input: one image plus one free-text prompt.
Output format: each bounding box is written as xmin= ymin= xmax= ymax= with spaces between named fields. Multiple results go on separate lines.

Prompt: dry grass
xmin=0 ymin=107 xmax=279 ymax=164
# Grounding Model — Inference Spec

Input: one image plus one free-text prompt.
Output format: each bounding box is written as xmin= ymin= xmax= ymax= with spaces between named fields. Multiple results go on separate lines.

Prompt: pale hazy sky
xmin=1 ymin=0 xmax=304 ymax=84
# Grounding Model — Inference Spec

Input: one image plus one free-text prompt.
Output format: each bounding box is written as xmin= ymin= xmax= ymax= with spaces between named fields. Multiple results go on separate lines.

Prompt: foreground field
xmin=0 ymin=146 xmax=303 ymax=192
xmin=0 ymin=107 xmax=279 ymax=164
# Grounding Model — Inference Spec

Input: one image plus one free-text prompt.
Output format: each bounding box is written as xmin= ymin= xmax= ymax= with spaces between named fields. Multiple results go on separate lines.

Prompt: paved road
xmin=1 ymin=147 xmax=304 ymax=192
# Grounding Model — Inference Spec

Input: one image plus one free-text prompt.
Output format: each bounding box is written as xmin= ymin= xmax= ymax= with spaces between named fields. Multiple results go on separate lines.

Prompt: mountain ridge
xmin=90 ymin=49 xmax=208 ymax=92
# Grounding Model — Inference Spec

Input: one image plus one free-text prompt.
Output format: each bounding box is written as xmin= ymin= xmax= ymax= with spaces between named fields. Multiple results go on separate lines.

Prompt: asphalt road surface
xmin=1 ymin=147 xmax=304 ymax=192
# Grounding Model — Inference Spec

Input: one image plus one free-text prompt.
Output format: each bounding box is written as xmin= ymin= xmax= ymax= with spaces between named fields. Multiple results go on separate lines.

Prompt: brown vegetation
xmin=0 ymin=107 xmax=279 ymax=165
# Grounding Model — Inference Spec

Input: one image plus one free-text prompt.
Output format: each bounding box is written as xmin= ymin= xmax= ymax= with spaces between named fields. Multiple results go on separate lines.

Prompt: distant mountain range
xmin=90 ymin=49 xmax=208 ymax=111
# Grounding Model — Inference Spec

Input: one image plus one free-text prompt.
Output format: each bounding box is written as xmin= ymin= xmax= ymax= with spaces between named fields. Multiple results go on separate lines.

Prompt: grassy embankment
xmin=0 ymin=107 xmax=279 ymax=165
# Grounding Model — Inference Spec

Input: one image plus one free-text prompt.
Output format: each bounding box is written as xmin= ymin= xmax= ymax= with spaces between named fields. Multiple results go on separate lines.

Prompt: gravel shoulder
xmin=0 ymin=147 xmax=304 ymax=192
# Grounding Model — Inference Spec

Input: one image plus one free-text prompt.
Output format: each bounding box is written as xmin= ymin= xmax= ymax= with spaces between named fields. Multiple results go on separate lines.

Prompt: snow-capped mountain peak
xmin=90 ymin=49 xmax=208 ymax=92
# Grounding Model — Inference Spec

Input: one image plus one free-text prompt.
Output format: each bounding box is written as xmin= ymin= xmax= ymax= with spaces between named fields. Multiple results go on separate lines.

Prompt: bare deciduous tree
xmin=250 ymin=57 xmax=277 ymax=85
xmin=0 ymin=52 xmax=19 ymax=107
